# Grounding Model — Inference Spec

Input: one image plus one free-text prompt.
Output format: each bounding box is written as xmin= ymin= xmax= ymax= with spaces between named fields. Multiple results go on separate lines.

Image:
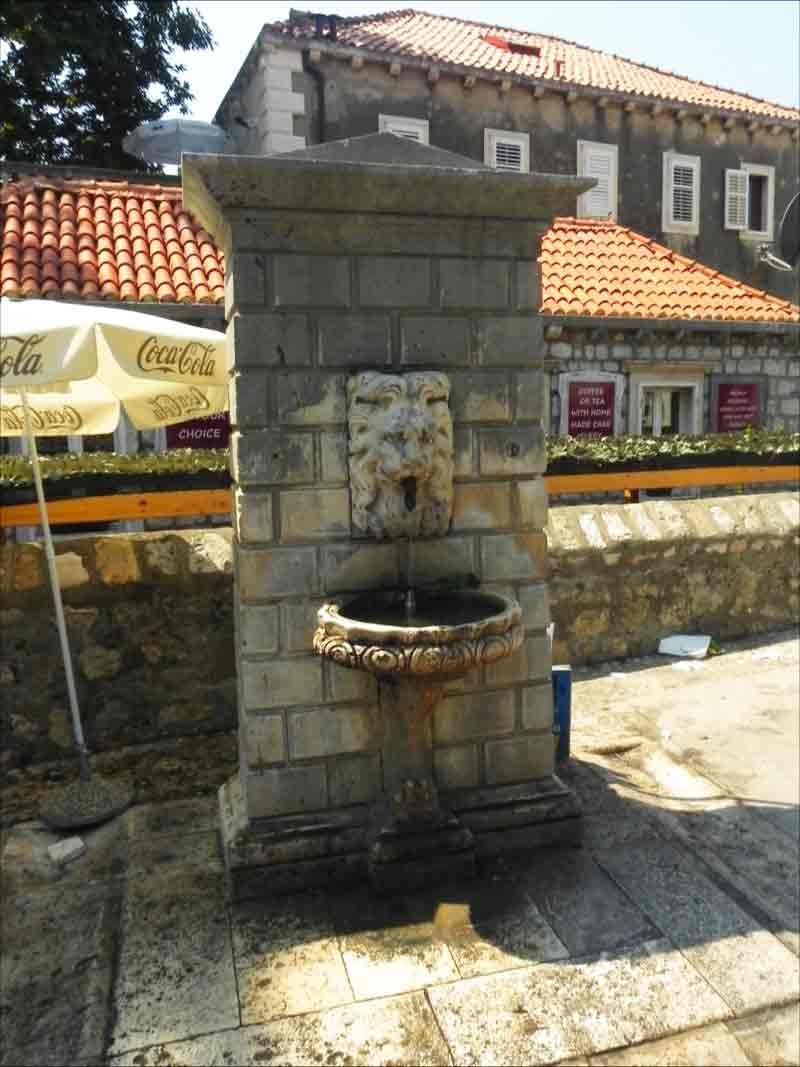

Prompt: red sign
xmin=166 ymin=412 xmax=230 ymax=449
xmin=567 ymin=381 xmax=615 ymax=436
xmin=717 ymin=383 xmax=761 ymax=431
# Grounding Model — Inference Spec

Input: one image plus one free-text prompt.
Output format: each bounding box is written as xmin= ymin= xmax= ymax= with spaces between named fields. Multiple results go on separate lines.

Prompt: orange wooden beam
xmin=1 ymin=465 xmax=797 ymax=527
xmin=0 ymin=489 xmax=232 ymax=528
xmin=545 ymin=464 xmax=799 ymax=496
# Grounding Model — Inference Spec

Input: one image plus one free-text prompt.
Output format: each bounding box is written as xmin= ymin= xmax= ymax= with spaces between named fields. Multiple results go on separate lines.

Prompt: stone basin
xmin=314 ymin=589 xmax=523 ymax=679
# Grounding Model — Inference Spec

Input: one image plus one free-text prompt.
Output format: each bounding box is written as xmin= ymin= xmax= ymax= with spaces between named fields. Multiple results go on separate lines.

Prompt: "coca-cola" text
xmin=137 ymin=336 xmax=217 ymax=378
xmin=0 ymin=335 xmax=45 ymax=378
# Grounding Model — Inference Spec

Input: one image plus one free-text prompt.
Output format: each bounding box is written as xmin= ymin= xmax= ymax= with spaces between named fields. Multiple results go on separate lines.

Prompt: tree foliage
xmin=0 ymin=1 xmax=213 ymax=169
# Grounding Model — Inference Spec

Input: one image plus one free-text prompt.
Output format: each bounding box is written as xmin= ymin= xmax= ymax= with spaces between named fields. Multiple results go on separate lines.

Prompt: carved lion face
xmin=347 ymin=371 xmax=454 ymax=539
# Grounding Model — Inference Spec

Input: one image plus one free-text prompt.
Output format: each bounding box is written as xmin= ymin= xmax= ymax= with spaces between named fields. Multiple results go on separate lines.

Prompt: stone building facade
xmin=542 ymin=322 xmax=800 ymax=436
xmin=215 ymin=9 xmax=800 ymax=302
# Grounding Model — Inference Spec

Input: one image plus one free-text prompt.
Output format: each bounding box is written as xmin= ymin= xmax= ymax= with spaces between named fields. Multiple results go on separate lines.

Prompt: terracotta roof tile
xmin=0 ymin=176 xmax=225 ymax=304
xmin=276 ymin=9 xmax=798 ymax=122
xmin=541 ymin=217 xmax=799 ymax=323
xmin=3 ymin=173 xmax=795 ymax=325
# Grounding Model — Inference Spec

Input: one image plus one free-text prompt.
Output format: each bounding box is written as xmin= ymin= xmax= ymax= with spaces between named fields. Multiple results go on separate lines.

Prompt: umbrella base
xmin=40 ymin=776 xmax=133 ymax=830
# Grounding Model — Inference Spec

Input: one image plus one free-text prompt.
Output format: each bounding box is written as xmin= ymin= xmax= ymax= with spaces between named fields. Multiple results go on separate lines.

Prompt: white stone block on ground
xmin=47 ymin=836 xmax=86 ymax=866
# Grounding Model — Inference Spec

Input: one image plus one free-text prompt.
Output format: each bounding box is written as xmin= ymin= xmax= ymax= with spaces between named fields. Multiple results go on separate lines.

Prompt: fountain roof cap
xmin=182 ymin=133 xmax=594 ymax=239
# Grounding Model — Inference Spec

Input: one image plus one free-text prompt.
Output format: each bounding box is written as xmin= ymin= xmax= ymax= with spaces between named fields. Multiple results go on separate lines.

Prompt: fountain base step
xmin=218 ymin=773 xmax=582 ymax=901
xmin=368 ymin=806 xmax=476 ymax=893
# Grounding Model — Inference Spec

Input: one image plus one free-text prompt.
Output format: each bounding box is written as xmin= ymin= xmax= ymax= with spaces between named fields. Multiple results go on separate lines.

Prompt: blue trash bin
xmin=552 ymin=665 xmax=572 ymax=763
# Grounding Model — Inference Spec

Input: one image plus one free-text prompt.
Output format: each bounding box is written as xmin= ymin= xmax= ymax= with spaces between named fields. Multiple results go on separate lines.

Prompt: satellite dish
xmin=123 ymin=118 xmax=236 ymax=165
xmin=777 ymin=191 xmax=800 ymax=268
xmin=759 ymin=190 xmax=800 ymax=273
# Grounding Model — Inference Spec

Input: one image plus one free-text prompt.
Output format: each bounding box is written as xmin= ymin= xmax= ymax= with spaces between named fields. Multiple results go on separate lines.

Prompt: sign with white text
xmin=567 ymin=381 xmax=615 ymax=436
xmin=166 ymin=411 xmax=230 ymax=449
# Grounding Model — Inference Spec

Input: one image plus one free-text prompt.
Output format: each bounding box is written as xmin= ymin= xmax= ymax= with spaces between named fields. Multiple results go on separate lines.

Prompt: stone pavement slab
xmin=727 ymin=1003 xmax=800 ymax=1066
xmin=596 ymin=839 xmax=800 ymax=1014
xmin=428 ymin=938 xmax=731 ymax=1065
xmin=588 ymin=1021 xmax=752 ymax=1065
xmin=0 ymin=863 xmax=121 ymax=1067
xmin=231 ymin=891 xmax=353 ymax=1023
xmin=109 ymin=991 xmax=453 ymax=1066
xmin=108 ymin=868 xmax=239 ymax=1056
xmin=523 ymin=848 xmax=660 ymax=957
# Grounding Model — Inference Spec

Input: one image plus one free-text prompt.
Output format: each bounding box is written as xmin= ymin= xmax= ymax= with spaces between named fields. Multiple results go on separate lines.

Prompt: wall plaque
xmin=567 ymin=380 xmax=616 ymax=436
xmin=716 ymin=382 xmax=761 ymax=432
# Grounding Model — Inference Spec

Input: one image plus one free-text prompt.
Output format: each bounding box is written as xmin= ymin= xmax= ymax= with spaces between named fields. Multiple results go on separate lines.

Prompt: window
xmin=484 ymin=129 xmax=530 ymax=173
xmin=378 ymin=114 xmax=429 ymax=144
xmin=662 ymin=151 xmax=701 ymax=235
xmin=629 ymin=365 xmax=705 ymax=436
xmin=577 ymin=141 xmax=619 ymax=220
xmin=725 ymin=163 xmax=775 ymax=239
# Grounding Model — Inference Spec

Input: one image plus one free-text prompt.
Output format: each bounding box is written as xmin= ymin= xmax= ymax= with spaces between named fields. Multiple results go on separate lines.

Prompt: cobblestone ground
xmin=1 ymin=632 xmax=797 ymax=1066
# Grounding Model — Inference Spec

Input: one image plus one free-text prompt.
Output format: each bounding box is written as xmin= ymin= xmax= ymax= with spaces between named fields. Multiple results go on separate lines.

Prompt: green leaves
xmin=2 ymin=430 xmax=797 ymax=488
xmin=0 ymin=1 xmax=213 ymax=168
xmin=0 ymin=448 xmax=229 ymax=487
xmin=546 ymin=429 xmax=799 ymax=466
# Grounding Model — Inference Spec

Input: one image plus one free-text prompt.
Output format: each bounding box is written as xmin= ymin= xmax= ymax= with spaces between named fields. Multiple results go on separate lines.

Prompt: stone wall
xmin=547 ymin=491 xmax=800 ymax=666
xmin=2 ymin=491 xmax=797 ymax=769
xmin=0 ymin=531 xmax=236 ymax=771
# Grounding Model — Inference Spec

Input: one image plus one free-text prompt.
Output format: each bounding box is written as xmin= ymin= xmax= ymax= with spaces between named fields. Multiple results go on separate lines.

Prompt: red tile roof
xmin=0 ymin=176 xmax=225 ymax=304
xmin=541 ymin=218 xmax=800 ymax=323
xmin=275 ymin=9 xmax=799 ymax=123
xmin=3 ymin=174 xmax=797 ymax=325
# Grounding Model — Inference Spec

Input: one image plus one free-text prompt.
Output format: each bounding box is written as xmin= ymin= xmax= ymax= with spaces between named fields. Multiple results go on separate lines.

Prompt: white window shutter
xmin=724 ymin=169 xmax=749 ymax=230
xmin=378 ymin=114 xmax=429 ymax=144
xmin=577 ymin=141 xmax=618 ymax=219
xmin=662 ymin=153 xmax=700 ymax=234
xmin=484 ymin=129 xmax=530 ymax=173
xmin=671 ymin=163 xmax=695 ymax=223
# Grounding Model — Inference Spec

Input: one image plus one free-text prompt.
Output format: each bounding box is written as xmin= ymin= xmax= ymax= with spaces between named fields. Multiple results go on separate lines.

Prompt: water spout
xmin=402 ymin=476 xmax=417 ymax=513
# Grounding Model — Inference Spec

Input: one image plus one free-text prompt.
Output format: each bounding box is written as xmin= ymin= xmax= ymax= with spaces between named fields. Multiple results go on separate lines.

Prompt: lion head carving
xmin=347 ymin=371 xmax=454 ymax=539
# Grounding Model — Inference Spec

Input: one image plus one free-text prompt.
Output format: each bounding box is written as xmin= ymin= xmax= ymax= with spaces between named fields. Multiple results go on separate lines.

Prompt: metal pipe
xmin=21 ymin=390 xmax=91 ymax=782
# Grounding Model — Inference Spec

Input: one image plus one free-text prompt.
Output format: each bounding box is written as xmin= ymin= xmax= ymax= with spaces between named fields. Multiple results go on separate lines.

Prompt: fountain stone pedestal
xmin=183 ymin=134 xmax=591 ymax=899
xmin=371 ymin=677 xmax=474 ymax=891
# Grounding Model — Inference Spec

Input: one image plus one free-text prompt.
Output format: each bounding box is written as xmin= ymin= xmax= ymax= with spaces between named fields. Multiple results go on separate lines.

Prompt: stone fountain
xmin=183 ymin=133 xmax=590 ymax=898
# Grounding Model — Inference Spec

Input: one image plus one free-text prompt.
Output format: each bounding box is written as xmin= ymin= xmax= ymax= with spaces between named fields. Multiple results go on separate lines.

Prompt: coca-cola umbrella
xmin=0 ymin=298 xmax=228 ymax=828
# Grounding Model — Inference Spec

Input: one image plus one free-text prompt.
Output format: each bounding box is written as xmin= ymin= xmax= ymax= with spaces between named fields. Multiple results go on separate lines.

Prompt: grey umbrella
xmin=123 ymin=118 xmax=236 ymax=165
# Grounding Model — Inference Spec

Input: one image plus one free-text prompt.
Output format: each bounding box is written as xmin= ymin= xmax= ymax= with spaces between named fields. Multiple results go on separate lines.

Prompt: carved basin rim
xmin=316 ymin=589 xmax=521 ymax=647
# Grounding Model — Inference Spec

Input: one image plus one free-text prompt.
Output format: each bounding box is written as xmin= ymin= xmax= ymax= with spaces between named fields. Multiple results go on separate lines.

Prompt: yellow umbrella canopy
xmin=0 ymin=298 xmax=228 ymax=435
xmin=0 ymin=297 xmax=230 ymax=827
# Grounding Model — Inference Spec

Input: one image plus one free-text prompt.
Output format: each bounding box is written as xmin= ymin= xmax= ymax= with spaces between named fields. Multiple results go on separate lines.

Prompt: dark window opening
xmin=748 ymin=174 xmax=767 ymax=232
xmin=481 ymin=33 xmax=540 ymax=56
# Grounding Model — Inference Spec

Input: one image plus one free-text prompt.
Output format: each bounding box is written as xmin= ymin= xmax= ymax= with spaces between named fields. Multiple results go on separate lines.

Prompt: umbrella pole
xmin=21 ymin=390 xmax=91 ymax=783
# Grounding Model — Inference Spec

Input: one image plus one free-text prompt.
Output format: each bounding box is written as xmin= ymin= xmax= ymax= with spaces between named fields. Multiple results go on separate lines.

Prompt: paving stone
xmin=231 ymin=892 xmax=352 ymax=1023
xmin=596 ymin=840 xmax=800 ymax=1013
xmin=331 ymin=888 xmax=459 ymax=998
xmin=651 ymin=799 xmax=800 ymax=955
xmin=108 ymin=991 xmax=452 ymax=1066
xmin=589 ymin=1021 xmax=751 ymax=1065
xmin=126 ymin=828 xmax=222 ymax=878
xmin=1 ymin=882 xmax=119 ymax=1067
xmin=428 ymin=938 xmax=730 ymax=1065
xmin=125 ymin=795 xmax=218 ymax=837
xmin=435 ymin=889 xmax=569 ymax=977
xmin=525 ymin=849 xmax=659 ymax=957
xmin=727 ymin=1002 xmax=800 ymax=1066
xmin=108 ymin=869 xmax=238 ymax=1055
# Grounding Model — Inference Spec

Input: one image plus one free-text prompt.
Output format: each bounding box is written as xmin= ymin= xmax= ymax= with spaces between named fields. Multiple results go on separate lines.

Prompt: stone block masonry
xmin=180 ymin=146 xmax=592 ymax=858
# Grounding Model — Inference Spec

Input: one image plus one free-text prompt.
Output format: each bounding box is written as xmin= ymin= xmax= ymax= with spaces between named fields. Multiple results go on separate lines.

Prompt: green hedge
xmin=1 ymin=428 xmax=797 ymax=488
